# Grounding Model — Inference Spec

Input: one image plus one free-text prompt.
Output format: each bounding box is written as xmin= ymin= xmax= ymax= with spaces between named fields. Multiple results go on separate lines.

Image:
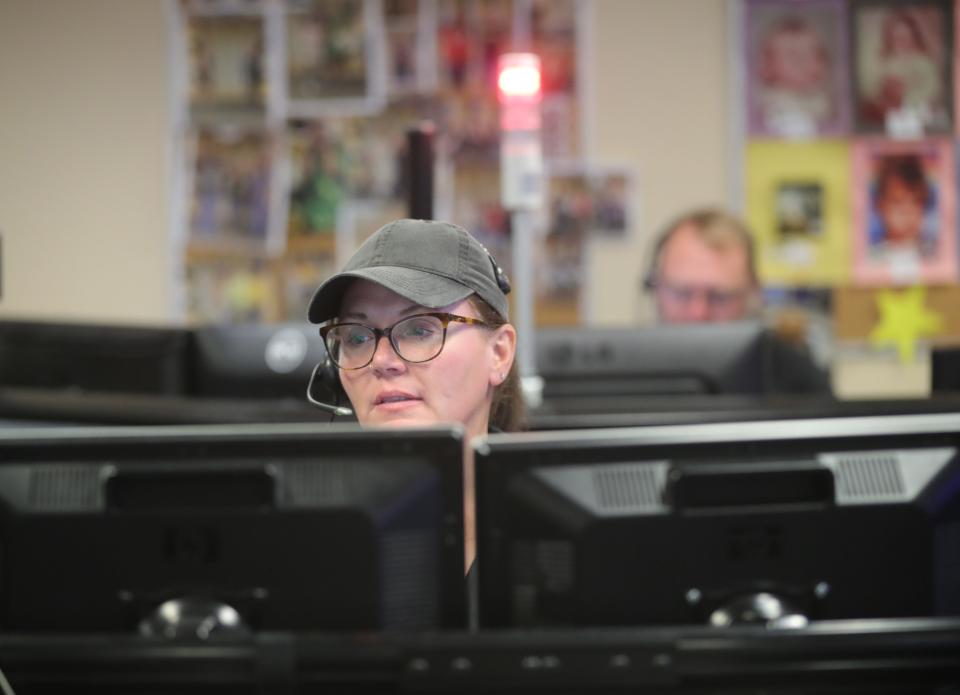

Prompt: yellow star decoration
xmin=869 ymin=286 xmax=943 ymax=364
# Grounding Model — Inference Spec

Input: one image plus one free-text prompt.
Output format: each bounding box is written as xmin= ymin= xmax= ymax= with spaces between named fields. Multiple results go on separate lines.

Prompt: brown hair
xmin=876 ymin=155 xmax=930 ymax=206
xmin=646 ymin=207 xmax=759 ymax=287
xmin=468 ymin=295 xmax=526 ymax=432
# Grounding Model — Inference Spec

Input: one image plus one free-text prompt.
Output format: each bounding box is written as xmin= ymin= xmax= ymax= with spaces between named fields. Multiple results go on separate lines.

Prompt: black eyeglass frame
xmin=319 ymin=312 xmax=491 ymax=370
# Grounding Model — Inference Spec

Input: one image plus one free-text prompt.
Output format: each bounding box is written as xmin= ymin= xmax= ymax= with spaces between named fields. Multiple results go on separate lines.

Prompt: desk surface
xmin=4 ymin=386 xmax=960 ymax=432
xmin=0 ymin=617 xmax=958 ymax=693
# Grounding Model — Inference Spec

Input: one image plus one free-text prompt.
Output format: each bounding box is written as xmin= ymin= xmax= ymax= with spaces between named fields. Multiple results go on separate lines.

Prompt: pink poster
xmin=851 ymin=138 xmax=957 ymax=284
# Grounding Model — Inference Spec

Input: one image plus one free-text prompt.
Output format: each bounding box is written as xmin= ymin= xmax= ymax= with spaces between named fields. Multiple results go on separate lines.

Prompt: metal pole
xmin=511 ymin=209 xmax=543 ymax=407
xmin=406 ymin=122 xmax=435 ymax=220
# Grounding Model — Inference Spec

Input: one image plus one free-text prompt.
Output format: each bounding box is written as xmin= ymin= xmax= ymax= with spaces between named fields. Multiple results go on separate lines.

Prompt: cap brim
xmin=307 ymin=266 xmax=474 ymax=323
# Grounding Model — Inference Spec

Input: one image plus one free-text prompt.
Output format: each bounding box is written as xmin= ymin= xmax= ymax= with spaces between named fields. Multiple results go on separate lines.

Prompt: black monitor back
xmin=475 ymin=413 xmax=960 ymax=628
xmin=933 ymin=346 xmax=960 ymax=393
xmin=188 ymin=322 xmax=329 ymax=400
xmin=0 ymin=424 xmax=466 ymax=632
xmin=533 ymin=321 xmax=829 ymax=410
xmin=0 ymin=320 xmax=190 ymax=395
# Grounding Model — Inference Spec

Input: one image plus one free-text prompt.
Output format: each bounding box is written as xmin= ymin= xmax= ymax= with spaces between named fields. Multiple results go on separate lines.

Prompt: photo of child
xmin=868 ymin=154 xmax=937 ymax=255
xmin=853 ymin=1 xmax=952 ymax=134
xmin=852 ymin=140 xmax=956 ymax=285
xmin=746 ymin=0 xmax=848 ymax=137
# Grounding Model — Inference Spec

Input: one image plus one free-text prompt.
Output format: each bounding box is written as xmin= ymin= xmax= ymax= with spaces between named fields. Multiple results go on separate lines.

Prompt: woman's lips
xmin=373 ymin=391 xmax=422 ymax=412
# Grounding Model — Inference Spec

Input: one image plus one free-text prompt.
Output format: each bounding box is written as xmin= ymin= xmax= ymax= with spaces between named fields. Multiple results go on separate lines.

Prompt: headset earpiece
xmin=320 ymin=354 xmax=339 ymax=389
xmin=489 ymin=253 xmax=512 ymax=295
xmin=306 ymin=351 xmax=353 ymax=417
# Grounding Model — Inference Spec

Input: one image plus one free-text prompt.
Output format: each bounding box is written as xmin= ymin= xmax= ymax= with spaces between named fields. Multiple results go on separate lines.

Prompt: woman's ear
xmin=489 ymin=323 xmax=517 ymax=386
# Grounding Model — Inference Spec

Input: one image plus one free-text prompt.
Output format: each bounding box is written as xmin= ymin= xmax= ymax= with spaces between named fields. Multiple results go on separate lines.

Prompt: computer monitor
xmin=0 ymin=320 xmax=191 ymax=396
xmin=526 ymin=394 xmax=960 ymax=431
xmin=189 ymin=322 xmax=330 ymax=400
xmin=533 ymin=321 xmax=830 ymax=413
xmin=0 ymin=423 xmax=466 ymax=633
xmin=932 ymin=346 xmax=960 ymax=393
xmin=475 ymin=413 xmax=960 ymax=628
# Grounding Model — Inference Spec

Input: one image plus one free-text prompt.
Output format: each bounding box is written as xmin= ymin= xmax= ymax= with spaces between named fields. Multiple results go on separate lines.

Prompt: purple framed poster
xmin=745 ymin=0 xmax=851 ymax=138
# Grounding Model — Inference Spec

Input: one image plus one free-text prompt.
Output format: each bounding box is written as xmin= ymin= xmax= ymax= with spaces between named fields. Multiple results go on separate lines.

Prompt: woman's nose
xmin=369 ymin=333 xmax=404 ymax=372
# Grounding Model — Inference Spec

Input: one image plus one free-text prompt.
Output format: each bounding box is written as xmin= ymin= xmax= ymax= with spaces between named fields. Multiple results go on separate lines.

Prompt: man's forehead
xmin=665 ymin=222 xmax=748 ymax=257
xmin=660 ymin=225 xmax=751 ymax=285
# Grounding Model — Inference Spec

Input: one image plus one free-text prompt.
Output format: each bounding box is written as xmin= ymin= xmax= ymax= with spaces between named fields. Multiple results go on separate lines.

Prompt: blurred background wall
xmin=0 ymin=0 xmax=730 ymax=326
xmin=0 ymin=0 xmax=174 ymax=323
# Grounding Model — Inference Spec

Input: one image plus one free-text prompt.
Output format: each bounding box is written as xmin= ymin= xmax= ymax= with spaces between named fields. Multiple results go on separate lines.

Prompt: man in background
xmin=644 ymin=208 xmax=760 ymax=323
xmin=644 ymin=207 xmax=832 ymax=394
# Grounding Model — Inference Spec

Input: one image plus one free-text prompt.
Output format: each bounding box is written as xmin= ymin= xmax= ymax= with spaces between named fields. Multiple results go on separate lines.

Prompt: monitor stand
xmin=138 ymin=597 xmax=252 ymax=640
xmin=708 ymin=591 xmax=809 ymax=629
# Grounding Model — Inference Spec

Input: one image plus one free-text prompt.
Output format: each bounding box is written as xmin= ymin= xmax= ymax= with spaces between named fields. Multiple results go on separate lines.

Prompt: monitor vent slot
xmin=593 ymin=466 xmax=661 ymax=509
xmin=29 ymin=465 xmax=103 ymax=511
xmin=380 ymin=529 xmax=437 ymax=629
xmin=834 ymin=454 xmax=904 ymax=498
xmin=281 ymin=461 xmax=350 ymax=506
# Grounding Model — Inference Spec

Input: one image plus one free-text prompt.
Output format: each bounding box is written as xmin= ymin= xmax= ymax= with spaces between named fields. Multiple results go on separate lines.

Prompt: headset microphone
xmin=306 ymin=362 xmax=354 ymax=417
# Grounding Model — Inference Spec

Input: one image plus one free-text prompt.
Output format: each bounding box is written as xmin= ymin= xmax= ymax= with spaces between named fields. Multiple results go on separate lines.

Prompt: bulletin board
xmin=173 ymin=0 xmax=612 ymax=326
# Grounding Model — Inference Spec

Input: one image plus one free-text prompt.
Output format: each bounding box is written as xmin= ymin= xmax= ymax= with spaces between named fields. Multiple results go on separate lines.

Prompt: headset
xmin=306 ymin=361 xmax=353 ymax=418
xmin=306 ymin=250 xmax=511 ymax=420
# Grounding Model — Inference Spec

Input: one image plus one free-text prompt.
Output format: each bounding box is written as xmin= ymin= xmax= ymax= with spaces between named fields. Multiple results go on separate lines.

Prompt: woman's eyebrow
xmin=339 ymin=304 xmax=424 ymax=321
xmin=399 ymin=304 xmax=427 ymax=317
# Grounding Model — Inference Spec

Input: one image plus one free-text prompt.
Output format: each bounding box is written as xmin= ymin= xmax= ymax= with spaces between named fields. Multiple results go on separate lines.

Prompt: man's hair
xmin=644 ymin=208 xmax=759 ymax=288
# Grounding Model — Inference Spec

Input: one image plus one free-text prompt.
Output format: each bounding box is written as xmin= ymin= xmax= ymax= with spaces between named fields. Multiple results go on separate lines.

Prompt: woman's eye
xmin=400 ymin=321 xmax=436 ymax=339
xmin=345 ymin=331 xmax=371 ymax=346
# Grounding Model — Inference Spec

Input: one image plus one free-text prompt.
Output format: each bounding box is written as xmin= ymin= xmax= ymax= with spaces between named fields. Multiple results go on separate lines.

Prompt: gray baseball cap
xmin=307 ymin=218 xmax=510 ymax=324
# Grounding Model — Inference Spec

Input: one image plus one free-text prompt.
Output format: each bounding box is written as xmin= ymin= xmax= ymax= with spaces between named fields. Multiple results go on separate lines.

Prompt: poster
xmin=384 ymin=0 xmax=438 ymax=95
xmin=851 ymin=138 xmax=956 ymax=285
xmin=188 ymin=127 xmax=276 ymax=251
xmin=546 ymin=165 xmax=632 ymax=239
xmin=746 ymin=140 xmax=851 ymax=286
xmin=285 ymin=0 xmax=386 ymax=116
xmin=744 ymin=0 xmax=850 ymax=138
xmin=851 ymin=0 xmax=953 ymax=135
xmin=532 ymin=0 xmax=581 ymax=160
xmin=187 ymin=13 xmax=266 ymax=120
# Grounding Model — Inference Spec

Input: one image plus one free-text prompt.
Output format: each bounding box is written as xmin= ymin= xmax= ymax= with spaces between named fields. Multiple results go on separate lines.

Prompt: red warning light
xmin=497 ymin=53 xmax=542 ymax=102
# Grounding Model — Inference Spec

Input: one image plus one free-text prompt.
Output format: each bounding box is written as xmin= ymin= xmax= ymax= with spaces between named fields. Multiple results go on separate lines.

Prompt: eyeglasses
xmin=320 ymin=312 xmax=491 ymax=370
xmin=649 ymin=281 xmax=750 ymax=310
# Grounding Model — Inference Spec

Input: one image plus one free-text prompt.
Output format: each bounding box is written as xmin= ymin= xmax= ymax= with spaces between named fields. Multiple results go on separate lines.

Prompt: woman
xmin=308 ymin=218 xmax=524 ymax=438
xmin=309 ymin=219 xmax=521 ymax=571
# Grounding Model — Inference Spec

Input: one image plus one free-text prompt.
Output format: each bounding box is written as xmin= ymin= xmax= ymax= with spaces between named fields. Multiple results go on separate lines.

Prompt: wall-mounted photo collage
xmin=743 ymin=0 xmax=958 ymax=297
xmin=177 ymin=0 xmax=614 ymax=325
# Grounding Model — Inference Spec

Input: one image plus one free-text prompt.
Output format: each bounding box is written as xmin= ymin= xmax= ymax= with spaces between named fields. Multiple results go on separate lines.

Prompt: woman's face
xmin=335 ymin=279 xmax=514 ymax=440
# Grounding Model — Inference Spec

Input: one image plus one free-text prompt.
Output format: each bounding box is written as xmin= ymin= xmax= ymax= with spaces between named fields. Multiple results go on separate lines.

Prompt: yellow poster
xmin=745 ymin=140 xmax=850 ymax=286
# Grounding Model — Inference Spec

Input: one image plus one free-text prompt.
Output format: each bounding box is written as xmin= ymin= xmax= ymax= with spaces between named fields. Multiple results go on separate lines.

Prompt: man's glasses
xmin=320 ymin=312 xmax=490 ymax=370
xmin=649 ymin=281 xmax=750 ymax=310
